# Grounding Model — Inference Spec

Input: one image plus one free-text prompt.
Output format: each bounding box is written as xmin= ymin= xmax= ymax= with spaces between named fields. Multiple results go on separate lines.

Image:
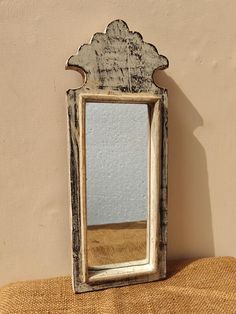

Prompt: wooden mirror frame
xmin=66 ymin=20 xmax=169 ymax=293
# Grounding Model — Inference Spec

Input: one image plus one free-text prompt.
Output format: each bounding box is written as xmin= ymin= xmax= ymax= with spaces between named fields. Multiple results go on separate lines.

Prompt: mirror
xmin=66 ymin=19 xmax=168 ymax=293
xmin=86 ymin=102 xmax=148 ymax=267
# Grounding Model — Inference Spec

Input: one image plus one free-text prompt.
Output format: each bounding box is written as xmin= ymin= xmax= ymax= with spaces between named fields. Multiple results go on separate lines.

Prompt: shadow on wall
xmin=154 ymin=71 xmax=215 ymax=259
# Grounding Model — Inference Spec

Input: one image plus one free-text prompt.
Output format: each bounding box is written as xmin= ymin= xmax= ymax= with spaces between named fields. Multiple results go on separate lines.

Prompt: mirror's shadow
xmin=85 ymin=102 xmax=149 ymax=267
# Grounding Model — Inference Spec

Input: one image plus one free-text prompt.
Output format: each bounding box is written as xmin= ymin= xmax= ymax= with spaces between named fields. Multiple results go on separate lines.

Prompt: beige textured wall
xmin=0 ymin=0 xmax=236 ymax=287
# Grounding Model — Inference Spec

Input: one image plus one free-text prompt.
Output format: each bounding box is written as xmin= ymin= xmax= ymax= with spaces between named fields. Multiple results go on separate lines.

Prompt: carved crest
xmin=66 ymin=20 xmax=168 ymax=93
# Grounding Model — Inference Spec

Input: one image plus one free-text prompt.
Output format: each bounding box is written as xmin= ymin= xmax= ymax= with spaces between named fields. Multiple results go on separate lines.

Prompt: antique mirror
xmin=66 ymin=20 xmax=168 ymax=293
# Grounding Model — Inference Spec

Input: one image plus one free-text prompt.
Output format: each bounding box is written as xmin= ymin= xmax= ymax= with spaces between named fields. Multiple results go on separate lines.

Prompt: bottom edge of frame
xmin=73 ymin=273 xmax=166 ymax=294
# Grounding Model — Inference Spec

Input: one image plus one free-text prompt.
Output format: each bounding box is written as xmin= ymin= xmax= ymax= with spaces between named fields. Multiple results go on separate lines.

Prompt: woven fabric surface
xmin=87 ymin=221 xmax=147 ymax=266
xmin=1 ymin=257 xmax=236 ymax=313
xmin=0 ymin=223 xmax=235 ymax=313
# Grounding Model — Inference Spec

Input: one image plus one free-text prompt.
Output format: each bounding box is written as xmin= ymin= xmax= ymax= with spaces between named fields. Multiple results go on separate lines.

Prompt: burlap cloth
xmin=87 ymin=221 xmax=147 ymax=265
xmin=0 ymin=223 xmax=236 ymax=313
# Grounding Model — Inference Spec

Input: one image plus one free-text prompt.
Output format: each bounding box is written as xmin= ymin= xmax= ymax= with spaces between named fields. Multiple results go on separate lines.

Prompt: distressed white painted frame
xmin=77 ymin=93 xmax=162 ymax=289
xmin=66 ymin=19 xmax=168 ymax=293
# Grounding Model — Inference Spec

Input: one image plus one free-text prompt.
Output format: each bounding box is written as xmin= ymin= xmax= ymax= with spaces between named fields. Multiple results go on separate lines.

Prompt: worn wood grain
xmin=66 ymin=19 xmax=169 ymax=293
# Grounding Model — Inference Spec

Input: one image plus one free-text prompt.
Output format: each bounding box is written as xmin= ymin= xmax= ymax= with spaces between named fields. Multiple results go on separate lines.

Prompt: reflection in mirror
xmin=86 ymin=102 xmax=148 ymax=267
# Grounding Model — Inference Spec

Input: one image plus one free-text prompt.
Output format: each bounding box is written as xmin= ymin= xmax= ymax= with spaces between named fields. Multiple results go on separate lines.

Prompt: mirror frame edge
xmin=67 ymin=91 xmax=167 ymax=293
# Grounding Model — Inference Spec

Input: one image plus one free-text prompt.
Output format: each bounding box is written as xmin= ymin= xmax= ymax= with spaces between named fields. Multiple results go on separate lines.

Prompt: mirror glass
xmin=86 ymin=102 xmax=148 ymax=267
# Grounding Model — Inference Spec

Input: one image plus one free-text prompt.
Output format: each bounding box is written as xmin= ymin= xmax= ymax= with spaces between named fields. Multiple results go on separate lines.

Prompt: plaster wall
xmin=86 ymin=103 xmax=148 ymax=226
xmin=0 ymin=0 xmax=236 ymax=287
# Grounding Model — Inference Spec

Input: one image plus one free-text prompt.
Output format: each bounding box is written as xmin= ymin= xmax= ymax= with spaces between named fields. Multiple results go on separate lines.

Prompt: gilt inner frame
xmin=77 ymin=92 xmax=162 ymax=286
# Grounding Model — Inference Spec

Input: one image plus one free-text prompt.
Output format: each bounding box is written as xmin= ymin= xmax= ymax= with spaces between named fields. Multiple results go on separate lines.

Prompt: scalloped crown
xmin=66 ymin=20 xmax=168 ymax=93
